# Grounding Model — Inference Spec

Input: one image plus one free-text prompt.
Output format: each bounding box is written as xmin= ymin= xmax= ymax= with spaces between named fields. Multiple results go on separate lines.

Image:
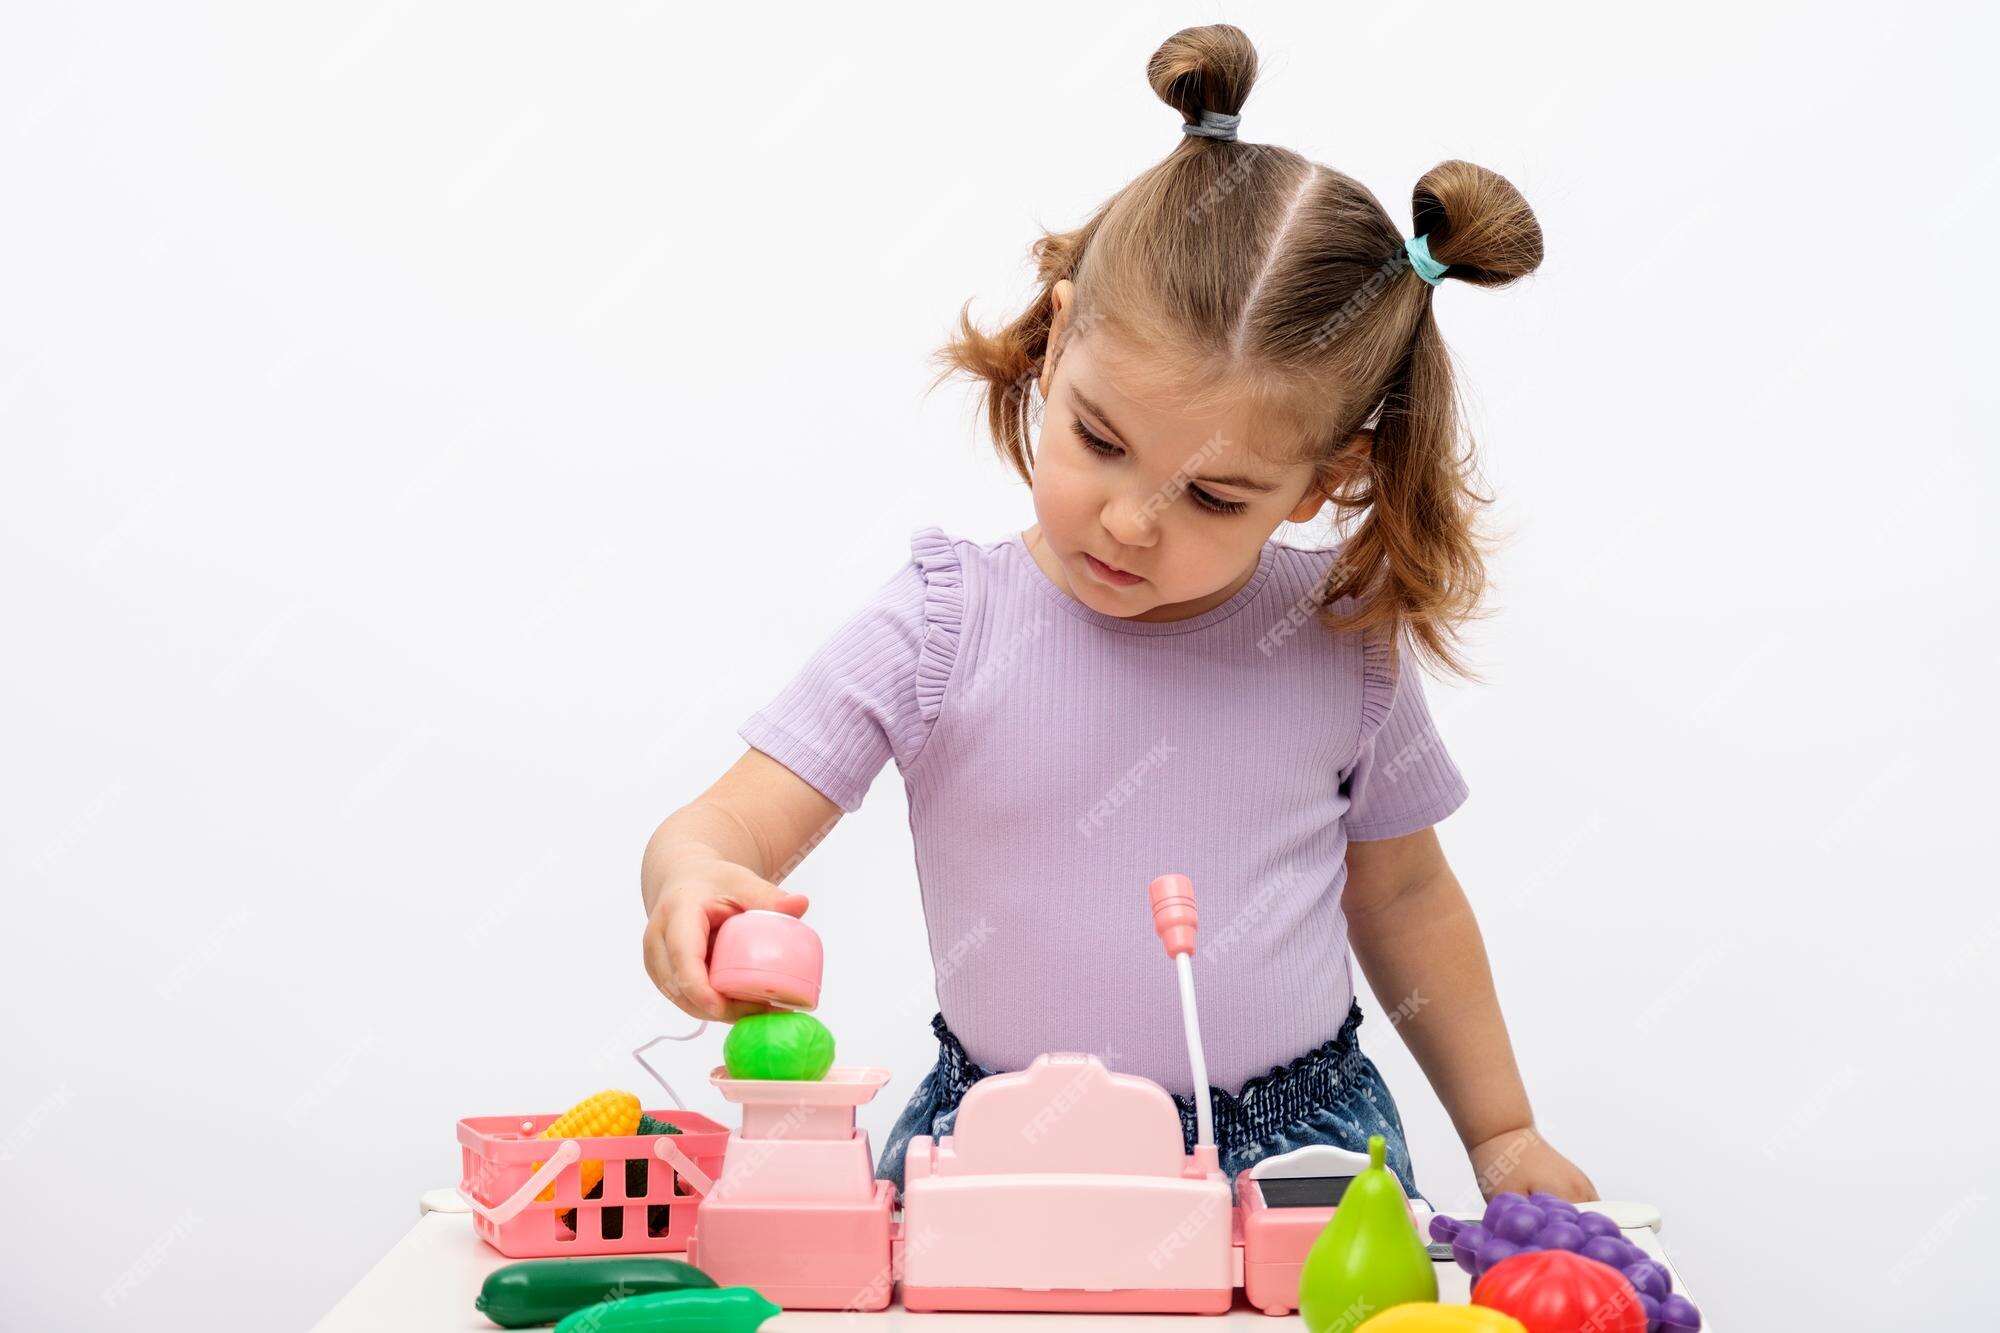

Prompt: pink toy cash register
xmin=897 ymin=873 xmax=1235 ymax=1312
xmin=675 ymin=874 xmax=1424 ymax=1315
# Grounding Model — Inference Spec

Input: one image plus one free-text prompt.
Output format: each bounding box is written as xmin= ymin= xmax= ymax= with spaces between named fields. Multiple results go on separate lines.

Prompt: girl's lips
xmin=1085 ymin=552 xmax=1144 ymax=586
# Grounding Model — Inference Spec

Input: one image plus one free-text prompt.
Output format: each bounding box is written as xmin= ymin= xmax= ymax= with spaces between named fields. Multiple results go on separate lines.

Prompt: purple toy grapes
xmin=1576 ymin=1209 xmax=1622 ymax=1239
xmin=1438 ymin=1192 xmax=1703 ymax=1332
xmin=1622 ymin=1260 xmax=1668 ymax=1300
xmin=1474 ymin=1236 xmax=1522 ymax=1273
xmin=1537 ymin=1220 xmax=1586 ymax=1252
xmin=1658 ymin=1292 xmax=1701 ymax=1332
xmin=1580 ymin=1234 xmax=1630 ymax=1269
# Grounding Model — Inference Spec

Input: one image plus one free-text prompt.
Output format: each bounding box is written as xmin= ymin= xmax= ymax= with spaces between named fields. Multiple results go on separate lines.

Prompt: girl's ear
xmin=1287 ymin=485 xmax=1329 ymax=524
xmin=1287 ymin=429 xmax=1372 ymax=523
xmin=1329 ymin=428 xmax=1372 ymax=491
xmin=1038 ymin=279 xmax=1077 ymax=399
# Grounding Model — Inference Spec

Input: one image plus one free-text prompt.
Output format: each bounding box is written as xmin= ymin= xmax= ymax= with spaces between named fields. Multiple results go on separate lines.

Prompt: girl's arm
xmin=640 ymin=747 xmax=844 ymax=1020
xmin=641 ymin=747 xmax=842 ymax=912
xmin=1343 ymin=827 xmax=1599 ymax=1203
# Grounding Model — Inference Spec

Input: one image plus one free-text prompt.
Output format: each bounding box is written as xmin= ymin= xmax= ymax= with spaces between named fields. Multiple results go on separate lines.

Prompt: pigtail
xmin=1316 ymin=160 xmax=1544 ymax=680
xmin=929 ymin=214 xmax=1108 ymax=488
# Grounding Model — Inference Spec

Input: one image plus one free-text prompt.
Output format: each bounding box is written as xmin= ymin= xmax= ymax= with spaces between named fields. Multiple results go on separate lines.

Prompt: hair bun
xmin=1148 ymin=24 xmax=1259 ymax=130
xmin=1411 ymin=160 xmax=1545 ymax=288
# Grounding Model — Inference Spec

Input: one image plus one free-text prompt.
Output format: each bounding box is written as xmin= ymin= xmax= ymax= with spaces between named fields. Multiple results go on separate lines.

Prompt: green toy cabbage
xmin=723 ymin=1011 xmax=835 ymax=1080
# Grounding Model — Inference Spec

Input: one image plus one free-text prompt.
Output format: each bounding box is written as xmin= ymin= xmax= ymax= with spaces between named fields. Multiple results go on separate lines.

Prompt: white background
xmin=3 ymin=3 xmax=1993 ymax=1330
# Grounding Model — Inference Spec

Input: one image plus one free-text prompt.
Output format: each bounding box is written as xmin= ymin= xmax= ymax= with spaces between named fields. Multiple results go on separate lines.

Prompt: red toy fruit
xmin=1471 ymin=1249 xmax=1646 ymax=1333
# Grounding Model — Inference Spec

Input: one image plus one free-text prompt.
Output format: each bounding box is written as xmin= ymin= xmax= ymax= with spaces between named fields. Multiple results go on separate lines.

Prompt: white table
xmin=314 ymin=1190 xmax=1701 ymax=1331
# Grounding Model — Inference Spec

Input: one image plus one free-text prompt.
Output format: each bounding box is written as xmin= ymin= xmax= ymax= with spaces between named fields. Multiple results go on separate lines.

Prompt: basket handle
xmin=654 ymin=1136 xmax=715 ymax=1198
xmin=458 ymin=1139 xmax=581 ymax=1224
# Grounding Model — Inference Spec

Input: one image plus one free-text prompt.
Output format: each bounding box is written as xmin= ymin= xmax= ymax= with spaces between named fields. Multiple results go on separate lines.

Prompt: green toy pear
xmin=1297 ymin=1135 xmax=1438 ymax=1333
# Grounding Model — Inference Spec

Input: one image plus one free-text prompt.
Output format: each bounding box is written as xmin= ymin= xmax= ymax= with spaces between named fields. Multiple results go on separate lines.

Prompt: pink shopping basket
xmin=456 ymin=1107 xmax=729 ymax=1258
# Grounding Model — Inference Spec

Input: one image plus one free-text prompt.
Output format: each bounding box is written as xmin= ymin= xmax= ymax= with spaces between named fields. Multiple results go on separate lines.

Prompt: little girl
xmin=641 ymin=24 xmax=1595 ymax=1207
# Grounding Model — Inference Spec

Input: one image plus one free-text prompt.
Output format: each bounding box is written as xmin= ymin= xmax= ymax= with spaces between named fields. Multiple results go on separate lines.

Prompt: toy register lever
xmin=1147 ymin=873 xmax=1214 ymax=1152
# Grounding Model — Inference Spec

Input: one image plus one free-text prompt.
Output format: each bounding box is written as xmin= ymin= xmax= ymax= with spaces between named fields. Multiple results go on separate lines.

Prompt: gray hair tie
xmin=1181 ymin=109 xmax=1241 ymax=142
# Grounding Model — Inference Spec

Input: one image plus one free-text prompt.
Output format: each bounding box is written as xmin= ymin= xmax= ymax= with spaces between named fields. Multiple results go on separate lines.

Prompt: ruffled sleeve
xmin=736 ymin=526 xmax=965 ymax=813
xmin=1355 ymin=625 xmax=1399 ymax=751
xmin=1340 ymin=628 xmax=1471 ymax=841
xmin=910 ymin=525 xmax=966 ymax=729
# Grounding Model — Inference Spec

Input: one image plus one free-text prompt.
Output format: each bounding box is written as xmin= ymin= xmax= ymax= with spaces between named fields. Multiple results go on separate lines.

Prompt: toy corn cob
xmin=533 ymin=1089 xmax=641 ymax=1203
xmin=559 ymin=1112 xmax=686 ymax=1234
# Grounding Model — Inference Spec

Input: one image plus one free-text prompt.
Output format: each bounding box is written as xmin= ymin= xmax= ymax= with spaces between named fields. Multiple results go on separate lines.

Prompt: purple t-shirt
xmin=739 ymin=526 xmax=1468 ymax=1093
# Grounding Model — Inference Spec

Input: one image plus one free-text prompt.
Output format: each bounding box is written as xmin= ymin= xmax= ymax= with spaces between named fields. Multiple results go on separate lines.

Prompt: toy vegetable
xmin=558 ymin=1112 xmax=686 ymax=1235
xmin=474 ymin=1256 xmax=714 ymax=1328
xmin=551 ymin=1286 xmax=781 ymax=1333
xmin=1298 ymin=1135 xmax=1438 ymax=1333
xmin=534 ymin=1089 xmax=642 ymax=1202
xmin=1472 ymin=1249 xmax=1647 ymax=1333
xmin=722 ymin=1011 xmax=835 ymax=1080
xmin=1357 ymin=1305 xmax=1528 ymax=1332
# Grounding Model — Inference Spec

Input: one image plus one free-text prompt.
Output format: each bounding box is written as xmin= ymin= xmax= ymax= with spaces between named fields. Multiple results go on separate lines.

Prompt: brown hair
xmin=929 ymin=23 xmax=1544 ymax=679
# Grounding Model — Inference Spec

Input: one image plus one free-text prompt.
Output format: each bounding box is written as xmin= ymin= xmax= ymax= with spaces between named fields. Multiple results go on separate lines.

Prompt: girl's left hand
xmin=1467 ymin=1126 xmax=1598 ymax=1203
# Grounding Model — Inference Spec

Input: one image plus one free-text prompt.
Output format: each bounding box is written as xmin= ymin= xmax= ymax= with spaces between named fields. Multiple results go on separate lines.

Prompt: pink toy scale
xmin=481 ymin=876 xmax=1426 ymax=1312
xmin=681 ymin=1065 xmax=898 ymax=1310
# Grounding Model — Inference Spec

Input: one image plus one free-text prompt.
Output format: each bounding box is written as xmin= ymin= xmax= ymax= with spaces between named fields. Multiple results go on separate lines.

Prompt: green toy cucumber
xmin=474 ymin=1256 xmax=714 ymax=1328
xmin=552 ymin=1286 xmax=781 ymax=1333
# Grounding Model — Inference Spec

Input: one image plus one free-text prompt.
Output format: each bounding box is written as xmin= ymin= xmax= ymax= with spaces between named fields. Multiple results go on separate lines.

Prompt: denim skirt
xmin=873 ymin=997 xmax=1426 ymax=1205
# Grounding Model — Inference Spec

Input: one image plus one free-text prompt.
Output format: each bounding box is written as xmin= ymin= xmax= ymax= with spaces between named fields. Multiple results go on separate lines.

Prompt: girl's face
xmin=1029 ymin=281 xmax=1338 ymax=623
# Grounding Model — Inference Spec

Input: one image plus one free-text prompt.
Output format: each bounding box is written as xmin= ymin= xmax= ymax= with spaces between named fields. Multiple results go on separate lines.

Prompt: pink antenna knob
xmin=1148 ymin=873 xmax=1198 ymax=958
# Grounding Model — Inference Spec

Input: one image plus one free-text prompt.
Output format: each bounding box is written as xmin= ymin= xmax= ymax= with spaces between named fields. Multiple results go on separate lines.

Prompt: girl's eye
xmin=1067 ymin=417 xmax=1248 ymax=515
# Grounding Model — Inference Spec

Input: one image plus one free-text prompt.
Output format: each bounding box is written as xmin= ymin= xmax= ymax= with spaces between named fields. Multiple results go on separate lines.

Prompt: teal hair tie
xmin=1404 ymin=234 xmax=1449 ymax=286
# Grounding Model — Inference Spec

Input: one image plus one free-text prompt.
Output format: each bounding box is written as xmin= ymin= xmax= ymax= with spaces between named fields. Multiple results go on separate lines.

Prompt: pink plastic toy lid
xmin=707 ymin=1064 xmax=890 ymax=1106
xmin=708 ymin=908 xmax=823 ymax=1009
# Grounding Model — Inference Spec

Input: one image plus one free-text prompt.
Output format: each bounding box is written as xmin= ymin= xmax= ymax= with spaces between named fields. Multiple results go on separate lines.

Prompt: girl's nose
xmin=1103 ymin=491 xmax=1161 ymax=546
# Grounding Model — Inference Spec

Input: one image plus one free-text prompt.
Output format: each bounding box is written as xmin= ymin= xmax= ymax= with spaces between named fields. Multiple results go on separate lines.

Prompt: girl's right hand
xmin=643 ymin=856 xmax=811 ymax=1023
